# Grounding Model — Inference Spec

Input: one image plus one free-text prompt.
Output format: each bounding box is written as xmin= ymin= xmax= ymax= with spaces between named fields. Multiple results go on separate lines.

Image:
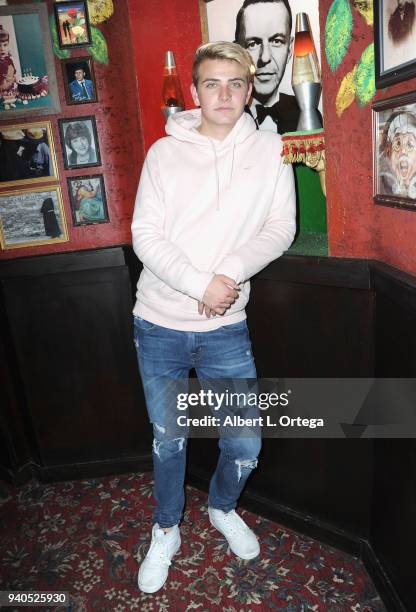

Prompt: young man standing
xmin=132 ymin=41 xmax=296 ymax=593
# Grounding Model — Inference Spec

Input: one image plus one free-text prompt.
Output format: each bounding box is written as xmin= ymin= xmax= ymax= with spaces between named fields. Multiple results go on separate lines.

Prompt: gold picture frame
xmin=198 ymin=0 xmax=208 ymax=43
xmin=0 ymin=185 xmax=68 ymax=249
xmin=0 ymin=121 xmax=59 ymax=189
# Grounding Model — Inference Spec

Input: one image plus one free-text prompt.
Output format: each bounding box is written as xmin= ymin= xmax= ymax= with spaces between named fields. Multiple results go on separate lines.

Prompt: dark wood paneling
xmin=247 ymin=278 xmax=374 ymax=377
xmin=0 ymin=284 xmax=35 ymax=481
xmin=0 ymin=246 xmax=125 ymax=278
xmin=188 ymin=437 xmax=374 ymax=539
xmin=370 ymin=440 xmax=416 ymax=612
xmin=371 ymin=263 xmax=416 ymax=611
xmin=258 ymin=255 xmax=370 ymax=289
xmin=372 ymin=263 xmax=416 ymax=377
xmin=1 ymin=248 xmax=151 ymax=474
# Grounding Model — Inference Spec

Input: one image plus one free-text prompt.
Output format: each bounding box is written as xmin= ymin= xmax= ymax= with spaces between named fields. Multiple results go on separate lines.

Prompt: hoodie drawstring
xmin=209 ymin=139 xmax=237 ymax=211
xmin=209 ymin=139 xmax=220 ymax=211
xmin=227 ymin=142 xmax=236 ymax=190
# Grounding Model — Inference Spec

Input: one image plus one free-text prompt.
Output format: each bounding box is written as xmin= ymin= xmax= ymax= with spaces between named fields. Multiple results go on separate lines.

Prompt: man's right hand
xmin=201 ymin=274 xmax=240 ymax=316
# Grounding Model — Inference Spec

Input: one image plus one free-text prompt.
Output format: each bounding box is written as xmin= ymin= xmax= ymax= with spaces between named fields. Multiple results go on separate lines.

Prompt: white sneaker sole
xmin=138 ymin=540 xmax=181 ymax=593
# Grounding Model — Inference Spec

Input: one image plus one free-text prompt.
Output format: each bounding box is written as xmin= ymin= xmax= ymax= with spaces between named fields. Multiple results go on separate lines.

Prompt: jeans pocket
xmin=134 ymin=316 xmax=157 ymax=332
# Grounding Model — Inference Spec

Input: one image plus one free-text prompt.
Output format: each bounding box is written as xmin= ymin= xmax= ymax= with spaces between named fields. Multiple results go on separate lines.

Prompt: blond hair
xmin=192 ymin=41 xmax=255 ymax=86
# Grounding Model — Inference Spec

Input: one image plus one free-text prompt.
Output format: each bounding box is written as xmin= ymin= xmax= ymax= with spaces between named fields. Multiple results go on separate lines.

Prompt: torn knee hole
xmin=152 ymin=436 xmax=185 ymax=459
xmin=154 ymin=422 xmax=166 ymax=434
xmin=235 ymin=458 xmax=258 ymax=482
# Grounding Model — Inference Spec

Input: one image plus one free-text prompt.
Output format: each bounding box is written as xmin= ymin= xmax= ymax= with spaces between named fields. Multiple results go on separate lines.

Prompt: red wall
xmin=0 ymin=0 xmax=144 ymax=260
xmin=320 ymin=0 xmax=416 ymax=274
xmin=4 ymin=0 xmax=416 ymax=275
xmin=128 ymin=0 xmax=202 ymax=152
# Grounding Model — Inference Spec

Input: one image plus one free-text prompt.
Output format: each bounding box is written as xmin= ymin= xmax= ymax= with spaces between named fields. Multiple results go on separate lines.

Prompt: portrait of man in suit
xmin=69 ymin=65 xmax=94 ymax=102
xmin=203 ymin=0 xmax=321 ymax=135
xmin=235 ymin=0 xmax=299 ymax=133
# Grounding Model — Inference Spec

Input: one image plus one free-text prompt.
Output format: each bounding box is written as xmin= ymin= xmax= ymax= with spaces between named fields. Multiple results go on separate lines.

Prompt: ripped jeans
xmin=134 ymin=316 xmax=262 ymax=528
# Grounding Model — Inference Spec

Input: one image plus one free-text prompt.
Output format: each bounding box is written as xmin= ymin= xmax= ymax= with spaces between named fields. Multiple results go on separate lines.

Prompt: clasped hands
xmin=198 ymin=274 xmax=240 ymax=318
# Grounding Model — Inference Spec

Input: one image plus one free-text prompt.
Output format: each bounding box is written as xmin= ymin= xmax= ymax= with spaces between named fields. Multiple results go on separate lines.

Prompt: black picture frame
xmin=67 ymin=173 xmax=109 ymax=226
xmin=53 ymin=1 xmax=92 ymax=50
xmin=372 ymin=90 xmax=416 ymax=211
xmin=374 ymin=0 xmax=416 ymax=89
xmin=58 ymin=115 xmax=101 ymax=170
xmin=61 ymin=57 xmax=98 ymax=105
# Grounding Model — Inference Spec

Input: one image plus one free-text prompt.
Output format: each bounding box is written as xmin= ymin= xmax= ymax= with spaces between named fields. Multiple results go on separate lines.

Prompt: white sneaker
xmin=138 ymin=524 xmax=181 ymax=593
xmin=208 ymin=507 xmax=260 ymax=560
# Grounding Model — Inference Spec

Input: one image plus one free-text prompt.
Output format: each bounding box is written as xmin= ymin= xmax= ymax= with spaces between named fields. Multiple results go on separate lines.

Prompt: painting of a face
xmin=238 ymin=2 xmax=291 ymax=103
xmin=71 ymin=135 xmax=89 ymax=155
xmin=390 ymin=131 xmax=416 ymax=184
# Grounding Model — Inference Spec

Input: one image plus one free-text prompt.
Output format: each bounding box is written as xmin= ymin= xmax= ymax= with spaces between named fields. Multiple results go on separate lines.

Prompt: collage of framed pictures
xmin=373 ymin=2 xmax=416 ymax=212
xmin=0 ymin=1 xmax=108 ymax=252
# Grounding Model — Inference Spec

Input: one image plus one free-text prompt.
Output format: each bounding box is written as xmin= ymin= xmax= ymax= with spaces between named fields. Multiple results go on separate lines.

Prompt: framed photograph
xmin=0 ymin=3 xmax=60 ymax=119
xmin=374 ymin=0 xmax=416 ymax=88
xmin=61 ymin=57 xmax=97 ymax=105
xmin=53 ymin=1 xmax=92 ymax=49
xmin=0 ymin=186 xmax=68 ymax=250
xmin=58 ymin=116 xmax=101 ymax=170
xmin=0 ymin=121 xmax=59 ymax=189
xmin=373 ymin=91 xmax=416 ymax=210
xmin=199 ymin=0 xmax=322 ymax=133
xmin=67 ymin=174 xmax=109 ymax=225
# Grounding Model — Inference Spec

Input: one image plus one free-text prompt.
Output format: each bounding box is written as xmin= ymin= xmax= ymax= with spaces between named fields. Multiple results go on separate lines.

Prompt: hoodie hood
xmin=165 ymin=108 xmax=256 ymax=148
xmin=166 ymin=109 xmax=257 ymax=209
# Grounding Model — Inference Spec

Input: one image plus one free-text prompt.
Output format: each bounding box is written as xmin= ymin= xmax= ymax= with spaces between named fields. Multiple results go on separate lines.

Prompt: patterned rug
xmin=0 ymin=472 xmax=386 ymax=611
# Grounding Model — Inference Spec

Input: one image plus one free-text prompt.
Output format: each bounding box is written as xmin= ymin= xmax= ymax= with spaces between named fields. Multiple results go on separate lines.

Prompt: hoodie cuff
xmin=214 ymin=255 xmax=244 ymax=285
xmin=186 ymin=270 xmax=215 ymax=302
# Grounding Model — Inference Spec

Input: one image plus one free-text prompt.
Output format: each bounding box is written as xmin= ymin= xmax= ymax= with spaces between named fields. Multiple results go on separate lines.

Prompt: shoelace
xmin=145 ymin=533 xmax=173 ymax=567
xmin=221 ymin=511 xmax=250 ymax=537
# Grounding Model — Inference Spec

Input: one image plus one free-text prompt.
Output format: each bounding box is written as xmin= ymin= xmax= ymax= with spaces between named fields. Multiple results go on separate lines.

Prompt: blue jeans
xmin=134 ymin=316 xmax=262 ymax=528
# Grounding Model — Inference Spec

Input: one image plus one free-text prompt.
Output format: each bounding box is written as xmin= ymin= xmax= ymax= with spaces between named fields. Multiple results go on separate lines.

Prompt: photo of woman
xmin=59 ymin=116 xmax=100 ymax=169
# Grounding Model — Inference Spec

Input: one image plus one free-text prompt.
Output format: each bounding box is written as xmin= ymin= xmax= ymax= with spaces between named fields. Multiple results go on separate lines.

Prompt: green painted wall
xmin=295 ymin=165 xmax=327 ymax=233
xmin=14 ymin=14 xmax=47 ymax=77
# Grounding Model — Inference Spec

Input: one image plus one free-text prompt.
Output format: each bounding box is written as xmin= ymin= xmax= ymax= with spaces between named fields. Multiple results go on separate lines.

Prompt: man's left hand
xmin=198 ymin=301 xmax=215 ymax=317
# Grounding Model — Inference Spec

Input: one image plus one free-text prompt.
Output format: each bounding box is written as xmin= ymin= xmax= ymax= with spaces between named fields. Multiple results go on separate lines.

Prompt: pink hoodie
xmin=131 ymin=108 xmax=296 ymax=331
